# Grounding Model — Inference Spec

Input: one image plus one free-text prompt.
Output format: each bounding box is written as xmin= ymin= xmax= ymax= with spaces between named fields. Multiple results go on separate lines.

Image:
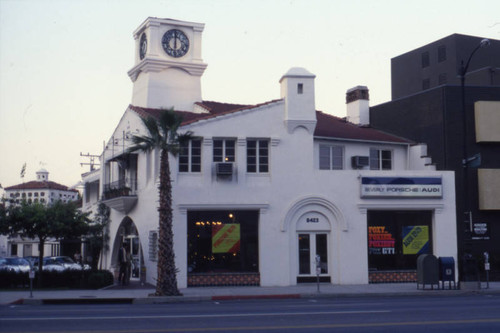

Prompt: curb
xmin=14 ymin=289 xmax=500 ymax=305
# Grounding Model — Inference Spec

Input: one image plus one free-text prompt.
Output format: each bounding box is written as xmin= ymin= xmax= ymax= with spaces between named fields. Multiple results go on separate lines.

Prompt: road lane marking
xmin=0 ymin=309 xmax=390 ymax=321
xmin=2 ymin=317 xmax=500 ymax=333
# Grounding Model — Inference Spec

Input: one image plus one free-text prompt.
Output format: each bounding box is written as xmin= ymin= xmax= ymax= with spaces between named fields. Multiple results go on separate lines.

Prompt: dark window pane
xmin=422 ymin=79 xmax=430 ymax=90
xmin=438 ymin=45 xmax=446 ymax=62
xmin=421 ymin=51 xmax=430 ymax=68
xmin=298 ymin=234 xmax=310 ymax=274
xmin=316 ymin=234 xmax=328 ymax=274
xmin=438 ymin=73 xmax=447 ymax=85
xmin=381 ymin=150 xmax=391 ymax=159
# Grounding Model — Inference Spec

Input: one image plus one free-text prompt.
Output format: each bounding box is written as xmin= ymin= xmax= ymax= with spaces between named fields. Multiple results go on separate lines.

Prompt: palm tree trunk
xmin=155 ymin=149 xmax=181 ymax=296
xmin=37 ymin=237 xmax=45 ymax=288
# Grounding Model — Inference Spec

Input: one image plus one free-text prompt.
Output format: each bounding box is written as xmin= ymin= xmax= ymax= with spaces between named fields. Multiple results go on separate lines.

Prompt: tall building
xmin=391 ymin=34 xmax=500 ymax=100
xmin=1 ymin=169 xmax=80 ymax=257
xmin=82 ymin=18 xmax=458 ymax=288
xmin=372 ymin=34 xmax=500 ymax=280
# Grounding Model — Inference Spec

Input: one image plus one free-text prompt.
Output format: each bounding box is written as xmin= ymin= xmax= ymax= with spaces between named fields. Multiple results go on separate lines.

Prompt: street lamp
xmin=459 ymin=38 xmax=490 ymax=233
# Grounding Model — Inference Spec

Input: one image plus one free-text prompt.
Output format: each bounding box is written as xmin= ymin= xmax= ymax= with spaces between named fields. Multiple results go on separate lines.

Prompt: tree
xmin=86 ymin=203 xmax=111 ymax=270
xmin=0 ymin=200 xmax=91 ymax=286
xmin=127 ymin=109 xmax=192 ymax=296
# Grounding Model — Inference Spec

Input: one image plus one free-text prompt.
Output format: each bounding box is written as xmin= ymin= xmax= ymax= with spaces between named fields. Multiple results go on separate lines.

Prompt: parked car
xmin=34 ymin=257 xmax=66 ymax=272
xmin=44 ymin=256 xmax=90 ymax=271
xmin=23 ymin=256 xmax=38 ymax=267
xmin=0 ymin=257 xmax=31 ymax=273
xmin=31 ymin=256 xmax=90 ymax=272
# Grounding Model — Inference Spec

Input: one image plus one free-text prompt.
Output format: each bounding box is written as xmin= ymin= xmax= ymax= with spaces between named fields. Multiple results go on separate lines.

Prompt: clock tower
xmin=128 ymin=17 xmax=207 ymax=111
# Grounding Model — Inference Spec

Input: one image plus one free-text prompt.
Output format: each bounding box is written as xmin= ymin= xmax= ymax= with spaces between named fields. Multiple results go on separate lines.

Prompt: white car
xmin=43 ymin=256 xmax=90 ymax=271
xmin=0 ymin=257 xmax=31 ymax=273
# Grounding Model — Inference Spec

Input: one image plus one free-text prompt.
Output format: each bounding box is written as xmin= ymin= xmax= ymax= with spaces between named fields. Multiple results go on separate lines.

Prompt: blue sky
xmin=0 ymin=0 xmax=499 ymax=190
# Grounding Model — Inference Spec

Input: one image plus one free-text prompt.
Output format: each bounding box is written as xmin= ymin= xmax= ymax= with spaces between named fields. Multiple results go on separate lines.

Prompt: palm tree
xmin=128 ymin=109 xmax=192 ymax=296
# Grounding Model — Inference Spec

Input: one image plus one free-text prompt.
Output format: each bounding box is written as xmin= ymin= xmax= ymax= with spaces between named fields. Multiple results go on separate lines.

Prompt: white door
xmin=298 ymin=233 xmax=328 ymax=276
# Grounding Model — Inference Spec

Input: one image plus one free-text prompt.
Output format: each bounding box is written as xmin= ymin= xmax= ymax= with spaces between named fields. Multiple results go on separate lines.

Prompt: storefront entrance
xmin=297 ymin=233 xmax=329 ymax=282
xmin=113 ymin=217 xmax=144 ymax=282
xmin=283 ymin=197 xmax=344 ymax=285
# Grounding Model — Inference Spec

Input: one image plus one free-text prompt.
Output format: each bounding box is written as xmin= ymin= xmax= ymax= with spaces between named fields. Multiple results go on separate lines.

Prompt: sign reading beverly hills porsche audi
xmin=361 ymin=177 xmax=442 ymax=198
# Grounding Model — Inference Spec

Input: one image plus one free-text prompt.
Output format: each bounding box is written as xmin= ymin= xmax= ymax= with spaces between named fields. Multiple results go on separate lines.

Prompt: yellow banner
xmin=212 ymin=224 xmax=240 ymax=253
xmin=402 ymin=226 xmax=429 ymax=255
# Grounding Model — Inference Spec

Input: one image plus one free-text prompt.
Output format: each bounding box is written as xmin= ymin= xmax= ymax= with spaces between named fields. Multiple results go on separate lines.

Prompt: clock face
xmin=162 ymin=29 xmax=189 ymax=58
xmin=139 ymin=33 xmax=147 ymax=60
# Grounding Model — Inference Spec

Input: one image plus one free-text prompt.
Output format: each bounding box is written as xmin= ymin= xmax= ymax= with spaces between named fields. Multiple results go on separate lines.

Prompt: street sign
xmin=472 ymin=222 xmax=490 ymax=240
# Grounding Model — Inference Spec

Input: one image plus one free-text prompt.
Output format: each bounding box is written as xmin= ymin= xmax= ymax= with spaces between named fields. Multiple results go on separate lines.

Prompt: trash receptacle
xmin=439 ymin=257 xmax=456 ymax=290
xmin=417 ymin=254 xmax=439 ymax=290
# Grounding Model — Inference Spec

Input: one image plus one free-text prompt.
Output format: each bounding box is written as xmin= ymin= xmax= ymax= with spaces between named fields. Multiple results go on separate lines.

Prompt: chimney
xmin=346 ymin=86 xmax=369 ymax=125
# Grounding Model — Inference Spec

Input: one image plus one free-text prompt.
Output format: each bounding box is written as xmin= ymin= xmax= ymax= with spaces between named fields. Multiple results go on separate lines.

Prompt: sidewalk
xmin=2 ymin=281 xmax=499 ymax=306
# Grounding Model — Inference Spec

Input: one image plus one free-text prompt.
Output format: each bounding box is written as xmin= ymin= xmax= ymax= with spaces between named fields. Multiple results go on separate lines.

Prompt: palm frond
xmin=127 ymin=116 xmax=161 ymax=153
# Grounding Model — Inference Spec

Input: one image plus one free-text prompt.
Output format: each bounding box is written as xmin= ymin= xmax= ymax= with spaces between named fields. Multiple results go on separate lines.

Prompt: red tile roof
xmin=5 ymin=180 xmax=79 ymax=193
xmin=314 ymin=111 xmax=412 ymax=144
xmin=129 ymin=101 xmax=412 ymax=144
xmin=129 ymin=100 xmax=282 ymax=126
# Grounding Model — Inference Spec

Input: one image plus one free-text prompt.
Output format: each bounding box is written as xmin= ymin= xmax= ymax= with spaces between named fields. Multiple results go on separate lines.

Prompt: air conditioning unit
xmin=351 ymin=156 xmax=369 ymax=169
xmin=216 ymin=162 xmax=233 ymax=176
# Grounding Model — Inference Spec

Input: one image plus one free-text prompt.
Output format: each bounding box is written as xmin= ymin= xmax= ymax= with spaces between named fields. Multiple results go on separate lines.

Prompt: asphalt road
xmin=1 ymin=294 xmax=500 ymax=332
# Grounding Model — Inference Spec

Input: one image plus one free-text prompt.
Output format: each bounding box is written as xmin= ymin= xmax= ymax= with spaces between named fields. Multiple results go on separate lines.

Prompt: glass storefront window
xmin=368 ymin=211 xmax=432 ymax=271
xmin=188 ymin=210 xmax=259 ymax=273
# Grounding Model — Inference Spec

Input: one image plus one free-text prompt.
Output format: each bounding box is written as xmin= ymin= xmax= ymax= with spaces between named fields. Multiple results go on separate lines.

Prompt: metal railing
xmin=103 ymin=178 xmax=137 ymax=200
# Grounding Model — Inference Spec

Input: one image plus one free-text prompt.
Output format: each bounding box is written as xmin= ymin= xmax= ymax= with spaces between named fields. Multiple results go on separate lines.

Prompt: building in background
xmin=391 ymin=33 xmax=500 ymax=100
xmin=82 ymin=18 xmax=458 ymax=287
xmin=1 ymin=169 xmax=80 ymax=257
xmin=371 ymin=34 xmax=500 ymax=280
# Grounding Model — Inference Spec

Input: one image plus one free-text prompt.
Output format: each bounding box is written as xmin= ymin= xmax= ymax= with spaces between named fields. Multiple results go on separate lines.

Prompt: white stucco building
xmin=1 ymin=169 xmax=80 ymax=257
xmin=83 ymin=17 xmax=457 ymax=287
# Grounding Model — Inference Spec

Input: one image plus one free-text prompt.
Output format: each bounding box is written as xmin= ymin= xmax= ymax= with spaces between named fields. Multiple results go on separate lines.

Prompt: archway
xmin=112 ymin=216 xmax=144 ymax=282
xmin=282 ymin=196 xmax=346 ymax=284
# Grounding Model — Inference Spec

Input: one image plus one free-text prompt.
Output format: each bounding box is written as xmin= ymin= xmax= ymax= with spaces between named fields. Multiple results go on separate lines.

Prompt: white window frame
xmin=369 ymin=148 xmax=392 ymax=170
xmin=213 ymin=138 xmax=236 ymax=162
xmin=319 ymin=145 xmax=344 ymax=170
xmin=247 ymin=139 xmax=269 ymax=173
xmin=179 ymin=139 xmax=202 ymax=173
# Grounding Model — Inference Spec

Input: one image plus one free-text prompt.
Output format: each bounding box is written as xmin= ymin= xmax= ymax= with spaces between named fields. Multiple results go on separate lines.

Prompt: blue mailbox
xmin=439 ymin=256 xmax=456 ymax=290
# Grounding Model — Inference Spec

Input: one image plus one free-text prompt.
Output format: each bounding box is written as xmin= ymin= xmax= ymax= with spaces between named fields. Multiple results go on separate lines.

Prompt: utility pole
xmin=80 ymin=153 xmax=100 ymax=172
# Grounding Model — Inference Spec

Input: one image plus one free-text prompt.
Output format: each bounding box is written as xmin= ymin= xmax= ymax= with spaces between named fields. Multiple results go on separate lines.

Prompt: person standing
xmin=73 ymin=251 xmax=82 ymax=265
xmin=126 ymin=250 xmax=133 ymax=285
xmin=118 ymin=244 xmax=128 ymax=286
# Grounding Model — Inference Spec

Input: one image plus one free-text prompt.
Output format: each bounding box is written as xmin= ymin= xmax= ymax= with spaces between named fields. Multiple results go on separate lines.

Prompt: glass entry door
xmin=298 ymin=233 xmax=328 ymax=276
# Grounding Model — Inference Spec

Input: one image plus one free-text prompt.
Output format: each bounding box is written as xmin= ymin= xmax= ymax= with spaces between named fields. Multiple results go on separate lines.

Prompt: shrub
xmin=0 ymin=269 xmax=114 ymax=289
xmin=87 ymin=271 xmax=114 ymax=289
xmin=0 ymin=271 xmax=30 ymax=288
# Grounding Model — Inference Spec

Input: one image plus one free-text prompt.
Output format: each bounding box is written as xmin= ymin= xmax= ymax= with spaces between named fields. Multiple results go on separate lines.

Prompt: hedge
xmin=0 ymin=270 xmax=114 ymax=289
